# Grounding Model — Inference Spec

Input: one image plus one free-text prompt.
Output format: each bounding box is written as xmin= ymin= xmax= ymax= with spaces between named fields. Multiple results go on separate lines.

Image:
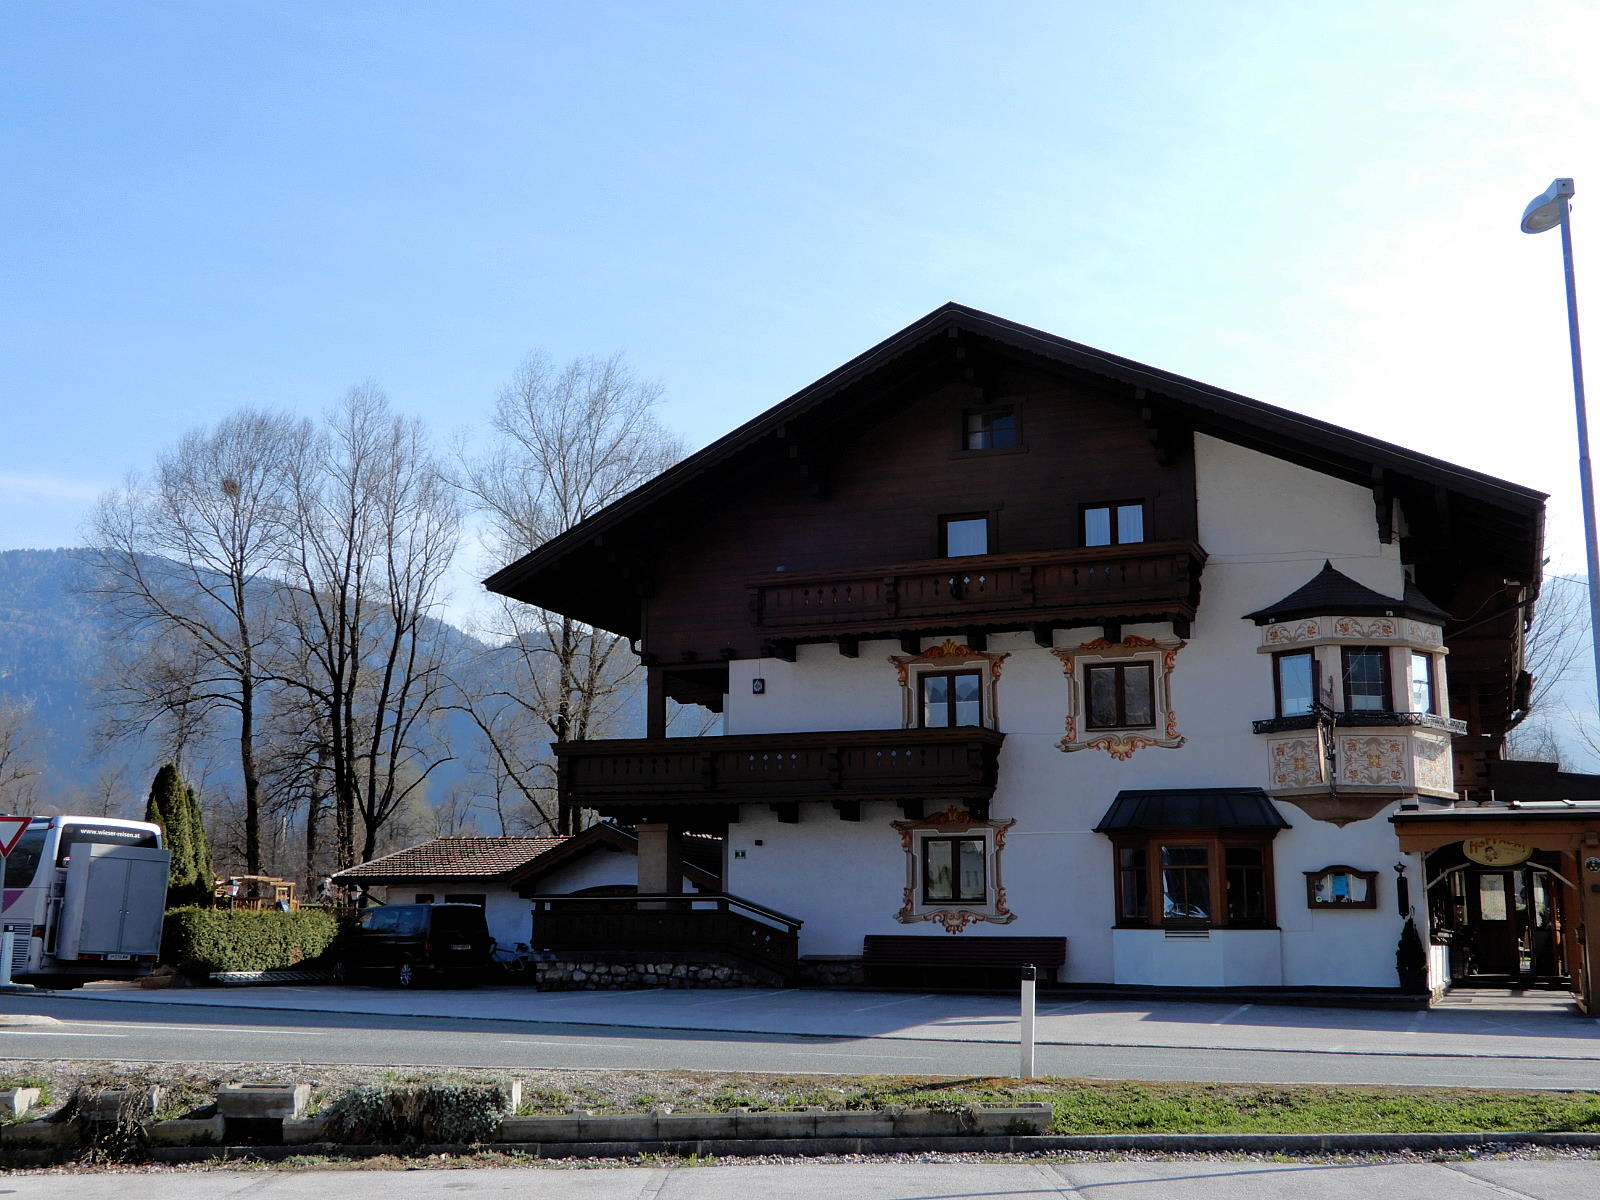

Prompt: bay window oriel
xmin=1112 ymin=834 xmax=1277 ymax=928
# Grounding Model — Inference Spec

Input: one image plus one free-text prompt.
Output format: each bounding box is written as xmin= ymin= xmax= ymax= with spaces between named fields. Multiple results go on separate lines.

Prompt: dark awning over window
xmin=1094 ymin=788 xmax=1290 ymax=833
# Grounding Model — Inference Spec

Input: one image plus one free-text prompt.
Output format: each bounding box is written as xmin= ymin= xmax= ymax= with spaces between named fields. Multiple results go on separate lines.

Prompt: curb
xmin=13 ymin=1130 xmax=1598 ymax=1166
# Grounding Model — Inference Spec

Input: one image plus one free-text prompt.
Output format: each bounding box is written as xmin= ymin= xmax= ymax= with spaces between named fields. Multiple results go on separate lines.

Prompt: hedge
xmin=162 ymin=906 xmax=342 ymax=974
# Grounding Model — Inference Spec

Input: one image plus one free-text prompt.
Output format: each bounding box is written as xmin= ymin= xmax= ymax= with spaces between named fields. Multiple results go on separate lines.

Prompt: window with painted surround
xmin=1085 ymin=661 xmax=1155 ymax=730
xmin=894 ymin=810 xmax=1017 ymax=932
xmin=919 ymin=669 xmax=983 ymax=728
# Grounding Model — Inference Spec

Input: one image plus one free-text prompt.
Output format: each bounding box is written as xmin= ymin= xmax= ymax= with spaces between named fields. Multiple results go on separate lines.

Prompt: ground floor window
xmin=1112 ymin=834 xmax=1276 ymax=928
xmin=893 ymin=806 xmax=1016 ymax=933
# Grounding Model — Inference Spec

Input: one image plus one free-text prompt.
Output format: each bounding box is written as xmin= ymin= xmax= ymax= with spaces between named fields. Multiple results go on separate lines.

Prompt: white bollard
xmin=0 ymin=930 xmax=13 ymax=987
xmin=1018 ymin=962 xmax=1036 ymax=1079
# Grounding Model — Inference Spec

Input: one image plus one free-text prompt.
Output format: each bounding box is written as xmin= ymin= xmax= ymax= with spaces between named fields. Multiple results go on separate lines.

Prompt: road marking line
xmin=1212 ymin=1004 xmax=1252 ymax=1025
xmin=813 ymin=1051 xmax=930 ymax=1060
xmin=686 ymin=990 xmax=789 ymax=1007
xmin=498 ymin=1040 xmax=585 ymax=1047
xmin=848 ymin=994 xmax=932 ymax=1012
xmin=1038 ymin=1001 xmax=1088 ymax=1014
xmin=0 ymin=1031 xmax=126 ymax=1038
xmin=77 ymin=1023 xmax=327 ymax=1036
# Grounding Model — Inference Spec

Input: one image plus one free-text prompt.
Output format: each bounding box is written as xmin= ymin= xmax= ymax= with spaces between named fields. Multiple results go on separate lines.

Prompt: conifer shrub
xmin=162 ymin=906 xmax=340 ymax=974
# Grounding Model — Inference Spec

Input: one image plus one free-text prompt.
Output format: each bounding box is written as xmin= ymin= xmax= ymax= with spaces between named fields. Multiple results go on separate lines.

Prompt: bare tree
xmin=1506 ymin=573 xmax=1591 ymax=764
xmin=0 ymin=700 xmax=42 ymax=815
xmin=457 ymin=353 xmax=684 ymax=833
xmin=278 ymin=386 xmax=461 ymax=867
xmin=88 ymin=410 xmax=298 ymax=872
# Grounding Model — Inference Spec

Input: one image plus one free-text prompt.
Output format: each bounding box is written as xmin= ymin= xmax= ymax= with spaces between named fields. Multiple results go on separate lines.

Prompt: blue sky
xmin=4 ymin=1 xmax=1598 ymax=616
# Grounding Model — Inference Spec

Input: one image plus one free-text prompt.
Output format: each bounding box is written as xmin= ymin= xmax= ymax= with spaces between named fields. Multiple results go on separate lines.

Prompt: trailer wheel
xmin=395 ymin=962 xmax=417 ymax=988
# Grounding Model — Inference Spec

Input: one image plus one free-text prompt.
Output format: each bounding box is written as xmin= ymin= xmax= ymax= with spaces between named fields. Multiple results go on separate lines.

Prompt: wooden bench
xmin=862 ymin=935 xmax=1067 ymax=988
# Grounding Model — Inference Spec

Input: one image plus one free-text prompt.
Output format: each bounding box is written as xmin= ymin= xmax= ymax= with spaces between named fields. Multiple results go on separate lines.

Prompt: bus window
xmin=56 ymin=825 xmax=159 ymax=867
xmin=5 ymin=830 xmax=46 ymax=890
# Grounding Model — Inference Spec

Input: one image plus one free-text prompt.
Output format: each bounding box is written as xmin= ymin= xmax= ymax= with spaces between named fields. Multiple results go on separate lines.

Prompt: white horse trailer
xmin=2 ymin=816 xmax=170 ymax=989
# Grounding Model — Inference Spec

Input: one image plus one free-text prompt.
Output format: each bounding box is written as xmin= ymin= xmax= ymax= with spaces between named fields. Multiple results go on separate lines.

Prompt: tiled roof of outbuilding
xmin=335 ymin=836 xmax=567 ymax=881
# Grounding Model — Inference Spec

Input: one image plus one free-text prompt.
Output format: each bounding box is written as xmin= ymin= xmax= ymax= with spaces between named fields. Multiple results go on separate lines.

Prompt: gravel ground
xmin=1 ymin=1059 xmax=904 ymax=1120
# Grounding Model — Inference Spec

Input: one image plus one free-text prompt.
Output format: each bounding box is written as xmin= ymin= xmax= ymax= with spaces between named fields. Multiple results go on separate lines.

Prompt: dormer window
xmin=941 ymin=513 xmax=990 ymax=557
xmin=1083 ymin=502 xmax=1145 ymax=547
xmin=963 ymin=406 xmax=1017 ymax=450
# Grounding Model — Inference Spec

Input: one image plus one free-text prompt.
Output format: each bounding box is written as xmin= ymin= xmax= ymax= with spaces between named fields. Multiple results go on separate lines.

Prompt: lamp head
xmin=1522 ymin=178 xmax=1576 ymax=234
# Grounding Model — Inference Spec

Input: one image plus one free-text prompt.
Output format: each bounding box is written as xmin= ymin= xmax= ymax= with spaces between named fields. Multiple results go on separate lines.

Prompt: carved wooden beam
xmin=761 ymin=639 xmax=797 ymax=663
xmin=1372 ymin=467 xmax=1395 ymax=544
xmin=897 ymin=798 xmax=925 ymax=820
xmin=965 ymin=629 xmax=988 ymax=652
xmin=772 ymin=801 xmax=800 ymax=825
xmin=833 ymin=800 xmax=861 ymax=822
xmin=836 ymin=635 xmax=860 ymax=659
xmin=899 ymin=633 xmax=921 ymax=655
xmin=1102 ymin=620 xmax=1123 ymax=644
xmin=1032 ymin=623 xmax=1055 ymax=648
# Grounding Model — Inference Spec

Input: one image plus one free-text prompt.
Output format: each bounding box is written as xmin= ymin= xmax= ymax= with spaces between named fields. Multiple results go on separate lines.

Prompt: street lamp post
xmin=1521 ymin=178 xmax=1600 ymax=704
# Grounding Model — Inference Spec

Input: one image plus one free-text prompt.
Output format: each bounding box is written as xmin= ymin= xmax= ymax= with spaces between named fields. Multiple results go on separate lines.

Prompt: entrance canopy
xmin=1392 ymin=761 xmax=1600 ymax=1015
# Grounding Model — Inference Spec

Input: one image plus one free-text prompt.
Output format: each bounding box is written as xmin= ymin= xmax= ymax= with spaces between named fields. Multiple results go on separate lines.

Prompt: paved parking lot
xmin=48 ymin=982 xmax=1600 ymax=1061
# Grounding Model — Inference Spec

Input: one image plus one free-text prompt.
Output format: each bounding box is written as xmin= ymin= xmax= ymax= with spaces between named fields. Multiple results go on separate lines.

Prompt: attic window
xmin=1083 ymin=502 xmax=1145 ymax=547
xmin=964 ymin=406 xmax=1017 ymax=450
xmin=941 ymin=513 xmax=990 ymax=557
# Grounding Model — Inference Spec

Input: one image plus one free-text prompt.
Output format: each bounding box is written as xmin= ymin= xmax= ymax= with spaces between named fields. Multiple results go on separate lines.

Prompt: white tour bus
xmin=1 ymin=815 xmax=171 ymax=989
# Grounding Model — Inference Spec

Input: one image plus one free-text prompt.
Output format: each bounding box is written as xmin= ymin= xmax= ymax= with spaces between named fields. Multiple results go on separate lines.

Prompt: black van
xmin=341 ymin=903 xmax=493 ymax=987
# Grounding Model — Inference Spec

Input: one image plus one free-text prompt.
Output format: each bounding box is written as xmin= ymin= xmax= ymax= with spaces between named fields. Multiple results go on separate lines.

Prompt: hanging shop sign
xmin=1463 ymin=838 xmax=1533 ymax=867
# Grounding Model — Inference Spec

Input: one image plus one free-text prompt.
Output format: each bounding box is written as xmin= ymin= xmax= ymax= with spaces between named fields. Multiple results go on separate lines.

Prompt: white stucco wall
xmin=713 ymin=434 xmax=1425 ymax=990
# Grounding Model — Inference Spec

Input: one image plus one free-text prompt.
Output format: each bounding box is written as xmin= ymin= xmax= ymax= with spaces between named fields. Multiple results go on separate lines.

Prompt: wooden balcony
xmin=748 ymin=540 xmax=1205 ymax=642
xmin=555 ymin=727 xmax=1005 ymax=821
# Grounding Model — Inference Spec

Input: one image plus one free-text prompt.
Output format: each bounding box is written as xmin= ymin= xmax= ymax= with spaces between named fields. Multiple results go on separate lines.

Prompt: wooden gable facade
xmin=487 ymin=303 xmax=1545 ymax=802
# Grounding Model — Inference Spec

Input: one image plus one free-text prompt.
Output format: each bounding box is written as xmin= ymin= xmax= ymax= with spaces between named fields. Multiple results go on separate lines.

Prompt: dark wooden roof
xmin=1486 ymin=759 xmax=1600 ymax=803
xmin=485 ymin=303 xmax=1545 ymax=637
xmin=1094 ymin=788 xmax=1290 ymax=832
xmin=1244 ymin=560 xmax=1452 ymax=625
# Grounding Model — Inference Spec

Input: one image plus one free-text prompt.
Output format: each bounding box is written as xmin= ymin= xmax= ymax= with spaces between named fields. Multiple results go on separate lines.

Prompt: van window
xmin=359 ymin=909 xmax=398 ymax=933
xmin=390 ymin=907 xmax=426 ymax=936
xmin=431 ymin=906 xmax=488 ymax=935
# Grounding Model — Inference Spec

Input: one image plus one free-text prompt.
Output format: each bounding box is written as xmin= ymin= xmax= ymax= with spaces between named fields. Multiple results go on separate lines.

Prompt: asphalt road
xmin=3 ymin=994 xmax=1599 ymax=1089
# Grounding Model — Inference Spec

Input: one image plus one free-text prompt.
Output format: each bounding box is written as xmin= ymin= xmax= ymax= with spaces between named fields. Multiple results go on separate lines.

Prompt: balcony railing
xmin=748 ymin=540 xmax=1205 ymax=640
xmin=555 ymin=727 xmax=1005 ymax=814
xmin=528 ymin=891 xmax=802 ymax=983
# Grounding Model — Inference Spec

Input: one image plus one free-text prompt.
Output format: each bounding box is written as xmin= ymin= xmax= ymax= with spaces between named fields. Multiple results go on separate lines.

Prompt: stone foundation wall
xmin=534 ymin=958 xmax=763 ymax=990
xmin=798 ymin=956 xmax=865 ymax=986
